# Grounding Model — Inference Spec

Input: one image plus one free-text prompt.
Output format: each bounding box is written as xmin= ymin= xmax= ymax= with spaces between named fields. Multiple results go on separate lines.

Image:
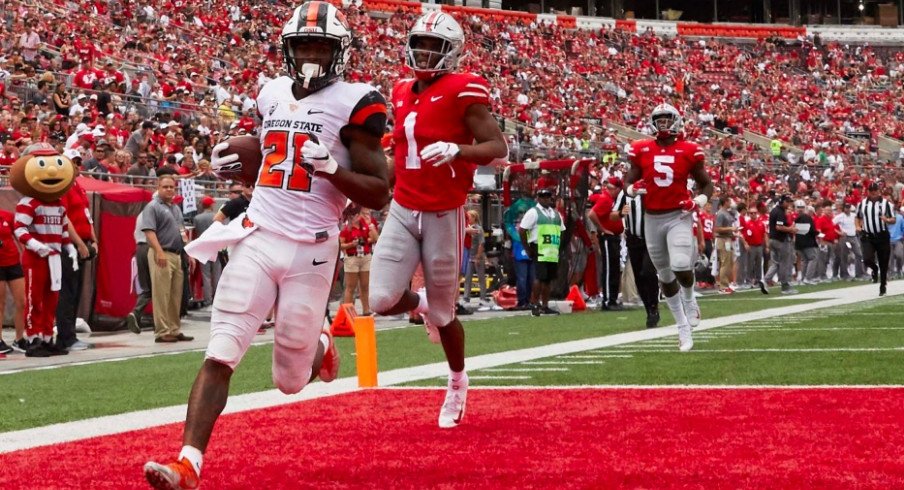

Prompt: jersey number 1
xmin=404 ymin=111 xmax=420 ymax=169
xmin=652 ymin=155 xmax=675 ymax=187
xmin=258 ymin=131 xmax=312 ymax=192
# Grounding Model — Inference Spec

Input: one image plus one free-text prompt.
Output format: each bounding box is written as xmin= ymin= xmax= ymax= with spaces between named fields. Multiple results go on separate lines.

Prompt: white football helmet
xmin=405 ymin=12 xmax=464 ymax=80
xmin=649 ymin=103 xmax=684 ymax=140
xmin=281 ymin=1 xmax=352 ymax=92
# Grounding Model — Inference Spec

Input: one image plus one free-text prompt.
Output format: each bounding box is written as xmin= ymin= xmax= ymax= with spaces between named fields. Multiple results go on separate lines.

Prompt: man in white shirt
xmin=832 ymin=202 xmax=864 ymax=279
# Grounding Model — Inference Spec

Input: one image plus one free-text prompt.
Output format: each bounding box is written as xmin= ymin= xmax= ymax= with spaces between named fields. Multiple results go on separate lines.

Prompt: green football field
xmin=0 ymin=279 xmax=900 ymax=434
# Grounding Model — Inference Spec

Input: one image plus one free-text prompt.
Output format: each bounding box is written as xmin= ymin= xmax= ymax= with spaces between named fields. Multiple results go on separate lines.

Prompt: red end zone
xmin=5 ymin=388 xmax=904 ymax=488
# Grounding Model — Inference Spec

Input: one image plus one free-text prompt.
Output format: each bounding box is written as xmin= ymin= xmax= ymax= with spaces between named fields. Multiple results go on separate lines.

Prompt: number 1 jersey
xmin=628 ymin=139 xmax=705 ymax=212
xmin=248 ymin=76 xmax=386 ymax=242
xmin=391 ymin=73 xmax=491 ymax=212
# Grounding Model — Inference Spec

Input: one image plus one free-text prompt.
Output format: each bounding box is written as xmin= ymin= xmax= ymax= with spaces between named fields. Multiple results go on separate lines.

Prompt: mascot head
xmin=10 ymin=143 xmax=77 ymax=201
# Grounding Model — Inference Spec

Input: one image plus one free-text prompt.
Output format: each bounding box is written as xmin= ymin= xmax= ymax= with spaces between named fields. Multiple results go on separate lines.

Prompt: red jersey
xmin=14 ymin=197 xmax=71 ymax=253
xmin=815 ymin=214 xmax=839 ymax=242
xmin=391 ymin=73 xmax=491 ymax=212
xmin=591 ymin=192 xmax=624 ymax=235
xmin=700 ymin=211 xmax=714 ymax=240
xmin=628 ymin=139 xmax=705 ymax=212
xmin=741 ymin=215 xmax=766 ymax=246
xmin=61 ymin=180 xmax=94 ymax=241
xmin=0 ymin=210 xmax=21 ymax=267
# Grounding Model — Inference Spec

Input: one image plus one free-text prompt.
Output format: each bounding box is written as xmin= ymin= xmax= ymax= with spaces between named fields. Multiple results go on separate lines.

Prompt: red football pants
xmin=23 ymin=250 xmax=60 ymax=338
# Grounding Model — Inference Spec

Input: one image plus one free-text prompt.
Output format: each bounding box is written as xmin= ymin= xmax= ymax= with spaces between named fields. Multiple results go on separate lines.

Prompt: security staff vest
xmin=535 ymin=206 xmax=562 ymax=263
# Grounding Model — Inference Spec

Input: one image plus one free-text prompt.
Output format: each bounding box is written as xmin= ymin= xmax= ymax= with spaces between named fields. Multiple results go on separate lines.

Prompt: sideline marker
xmin=566 ymin=285 xmax=587 ymax=311
xmin=331 ymin=303 xmax=357 ymax=337
xmin=353 ymin=316 xmax=378 ymax=388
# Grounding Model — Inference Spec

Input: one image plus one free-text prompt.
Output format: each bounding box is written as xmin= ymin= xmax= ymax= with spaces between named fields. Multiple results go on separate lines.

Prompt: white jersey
xmin=247 ymin=76 xmax=382 ymax=243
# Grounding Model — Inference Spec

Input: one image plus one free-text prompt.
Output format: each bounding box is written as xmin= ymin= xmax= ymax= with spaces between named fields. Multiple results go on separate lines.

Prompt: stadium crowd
xmin=0 ymin=0 xmax=903 ymax=355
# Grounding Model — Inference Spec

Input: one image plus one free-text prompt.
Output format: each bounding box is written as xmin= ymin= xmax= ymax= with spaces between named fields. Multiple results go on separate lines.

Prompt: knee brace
xmin=657 ymin=268 xmax=677 ymax=284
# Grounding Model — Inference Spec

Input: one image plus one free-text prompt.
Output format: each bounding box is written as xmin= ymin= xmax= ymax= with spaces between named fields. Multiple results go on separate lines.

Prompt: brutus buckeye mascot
xmin=10 ymin=143 xmax=78 ymax=357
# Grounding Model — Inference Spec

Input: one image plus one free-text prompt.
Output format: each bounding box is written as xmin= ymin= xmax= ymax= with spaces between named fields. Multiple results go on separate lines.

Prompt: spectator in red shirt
xmin=741 ymin=202 xmax=768 ymax=290
xmin=55 ymin=178 xmax=98 ymax=351
xmin=588 ymin=177 xmax=625 ymax=310
xmin=0 ymin=209 xmax=25 ymax=355
xmin=338 ymin=207 xmax=378 ymax=315
xmin=0 ymin=138 xmax=19 ymax=172
xmin=815 ymin=203 xmax=840 ymax=281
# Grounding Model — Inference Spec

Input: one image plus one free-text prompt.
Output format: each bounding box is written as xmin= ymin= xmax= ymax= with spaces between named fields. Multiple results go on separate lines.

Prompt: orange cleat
xmin=144 ymin=457 xmax=200 ymax=490
xmin=318 ymin=328 xmax=339 ymax=382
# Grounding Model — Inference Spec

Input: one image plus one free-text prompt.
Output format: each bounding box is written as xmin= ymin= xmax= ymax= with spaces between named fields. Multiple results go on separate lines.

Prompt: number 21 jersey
xmin=628 ymin=139 xmax=705 ymax=212
xmin=391 ymin=73 xmax=491 ymax=212
xmin=248 ymin=76 xmax=386 ymax=242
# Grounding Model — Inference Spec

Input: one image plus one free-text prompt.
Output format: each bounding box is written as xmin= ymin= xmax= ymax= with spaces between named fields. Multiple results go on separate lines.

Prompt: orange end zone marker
xmin=353 ymin=316 xmax=378 ymax=388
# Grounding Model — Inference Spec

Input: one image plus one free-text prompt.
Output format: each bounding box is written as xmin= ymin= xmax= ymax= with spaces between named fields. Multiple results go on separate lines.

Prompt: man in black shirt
xmin=764 ymin=195 xmax=798 ymax=294
xmin=214 ymin=182 xmax=253 ymax=223
xmin=793 ymin=201 xmax=818 ymax=285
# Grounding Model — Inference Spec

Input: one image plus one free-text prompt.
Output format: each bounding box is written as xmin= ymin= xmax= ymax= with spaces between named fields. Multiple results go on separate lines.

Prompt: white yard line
xmin=380 ymin=385 xmax=904 ymax=390
xmin=0 ymin=282 xmax=900 ymax=454
xmin=594 ymin=347 xmax=904 ymax=353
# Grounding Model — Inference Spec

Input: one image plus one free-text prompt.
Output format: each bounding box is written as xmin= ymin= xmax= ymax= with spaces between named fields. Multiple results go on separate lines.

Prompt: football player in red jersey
xmin=369 ymin=12 xmax=507 ymax=429
xmin=144 ymin=3 xmax=390 ymax=489
xmin=624 ymin=104 xmax=714 ymax=352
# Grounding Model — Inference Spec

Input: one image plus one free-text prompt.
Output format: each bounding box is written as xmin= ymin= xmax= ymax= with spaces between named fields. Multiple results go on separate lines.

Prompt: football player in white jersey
xmin=144 ymin=3 xmax=389 ymax=489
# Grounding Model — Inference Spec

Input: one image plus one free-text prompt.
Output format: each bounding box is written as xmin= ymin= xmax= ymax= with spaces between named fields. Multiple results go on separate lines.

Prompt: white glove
xmin=65 ymin=244 xmax=79 ymax=272
xmin=210 ymin=142 xmax=240 ymax=173
xmin=27 ymin=239 xmax=53 ymax=258
xmin=420 ymin=141 xmax=460 ymax=167
xmin=300 ymin=138 xmax=338 ymax=175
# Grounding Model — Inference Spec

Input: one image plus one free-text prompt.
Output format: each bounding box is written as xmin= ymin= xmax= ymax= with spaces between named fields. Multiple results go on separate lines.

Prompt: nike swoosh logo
xmin=307 ymin=109 xmax=324 ymax=115
xmin=452 ymin=408 xmax=463 ymax=424
xmin=430 ymin=96 xmax=443 ymax=102
xmin=312 ymin=259 xmax=328 ymax=266
xmin=437 ymin=212 xmax=448 ymax=218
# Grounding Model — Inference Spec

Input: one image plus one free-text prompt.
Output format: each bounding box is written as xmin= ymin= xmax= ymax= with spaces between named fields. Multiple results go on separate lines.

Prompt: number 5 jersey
xmin=628 ymin=139 xmax=705 ymax=212
xmin=247 ymin=76 xmax=386 ymax=242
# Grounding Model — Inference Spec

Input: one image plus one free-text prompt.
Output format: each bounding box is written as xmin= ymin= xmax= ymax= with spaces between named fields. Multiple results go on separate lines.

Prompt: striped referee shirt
xmin=614 ymin=190 xmax=645 ymax=239
xmin=856 ymin=197 xmax=894 ymax=235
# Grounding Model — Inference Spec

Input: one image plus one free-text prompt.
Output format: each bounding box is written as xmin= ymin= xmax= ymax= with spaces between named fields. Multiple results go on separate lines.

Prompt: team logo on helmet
xmin=405 ymin=12 xmax=464 ymax=81
xmin=281 ymin=1 xmax=352 ymax=92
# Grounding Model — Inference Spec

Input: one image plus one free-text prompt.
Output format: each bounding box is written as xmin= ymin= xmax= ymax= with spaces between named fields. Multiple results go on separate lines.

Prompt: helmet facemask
xmin=649 ymin=106 xmax=684 ymax=140
xmin=283 ymin=35 xmax=347 ymax=92
xmin=405 ymin=34 xmax=461 ymax=81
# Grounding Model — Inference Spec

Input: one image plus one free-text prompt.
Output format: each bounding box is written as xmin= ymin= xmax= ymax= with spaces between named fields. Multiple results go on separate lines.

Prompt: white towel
xmin=49 ymin=254 xmax=62 ymax=292
xmin=185 ymin=213 xmax=258 ymax=263
xmin=130 ymin=255 xmax=140 ymax=295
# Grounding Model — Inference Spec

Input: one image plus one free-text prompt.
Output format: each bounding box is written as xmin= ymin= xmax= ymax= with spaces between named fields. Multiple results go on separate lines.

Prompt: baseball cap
xmin=63 ymin=149 xmax=82 ymax=160
xmin=794 ymin=199 xmax=806 ymax=208
xmin=780 ymin=194 xmax=794 ymax=203
xmin=537 ymin=188 xmax=553 ymax=198
xmin=201 ymin=196 xmax=215 ymax=207
xmin=868 ymin=182 xmax=880 ymax=191
xmin=77 ymin=94 xmax=87 ymax=100
xmin=607 ymin=176 xmax=623 ymax=188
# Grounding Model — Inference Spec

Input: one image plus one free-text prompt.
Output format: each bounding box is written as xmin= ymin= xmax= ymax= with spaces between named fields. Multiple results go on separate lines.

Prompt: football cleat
xmin=144 ymin=458 xmax=200 ymax=490
xmin=677 ymin=323 xmax=694 ymax=352
xmin=682 ymin=298 xmax=701 ymax=328
xmin=438 ymin=377 xmax=468 ymax=429
xmin=318 ymin=328 xmax=340 ymax=382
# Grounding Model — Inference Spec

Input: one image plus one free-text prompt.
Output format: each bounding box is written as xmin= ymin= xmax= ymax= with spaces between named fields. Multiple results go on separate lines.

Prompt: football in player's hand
xmin=217 ymin=135 xmax=262 ymax=185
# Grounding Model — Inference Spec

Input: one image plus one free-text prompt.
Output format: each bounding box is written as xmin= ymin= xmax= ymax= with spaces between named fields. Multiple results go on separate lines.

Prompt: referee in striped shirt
xmin=856 ymin=182 xmax=896 ymax=296
xmin=614 ymin=189 xmax=661 ymax=327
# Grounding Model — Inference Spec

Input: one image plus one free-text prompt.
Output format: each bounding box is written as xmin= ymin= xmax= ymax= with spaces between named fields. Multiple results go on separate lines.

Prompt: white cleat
xmin=677 ymin=323 xmax=694 ymax=352
xmin=438 ymin=377 xmax=468 ymax=429
xmin=683 ymin=298 xmax=701 ymax=329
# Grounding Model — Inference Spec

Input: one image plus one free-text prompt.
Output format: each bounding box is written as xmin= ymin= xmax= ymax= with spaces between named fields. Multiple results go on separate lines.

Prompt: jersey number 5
xmin=258 ymin=131 xmax=312 ymax=192
xmin=652 ymin=155 xmax=675 ymax=187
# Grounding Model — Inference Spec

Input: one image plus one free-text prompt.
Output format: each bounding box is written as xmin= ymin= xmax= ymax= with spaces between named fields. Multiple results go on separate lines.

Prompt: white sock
xmin=319 ymin=332 xmax=330 ymax=351
xmin=179 ymin=445 xmax=203 ymax=477
xmin=449 ymin=370 xmax=467 ymax=386
xmin=27 ymin=335 xmax=39 ymax=343
xmin=413 ymin=289 xmax=429 ymax=315
xmin=679 ymin=285 xmax=695 ymax=303
xmin=665 ymin=293 xmax=688 ymax=325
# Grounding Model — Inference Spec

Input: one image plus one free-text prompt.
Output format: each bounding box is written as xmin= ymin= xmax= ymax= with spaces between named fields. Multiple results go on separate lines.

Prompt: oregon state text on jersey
xmin=391 ymin=73 xmax=491 ymax=212
xmin=247 ymin=76 xmax=386 ymax=242
xmin=628 ymin=139 xmax=705 ymax=212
